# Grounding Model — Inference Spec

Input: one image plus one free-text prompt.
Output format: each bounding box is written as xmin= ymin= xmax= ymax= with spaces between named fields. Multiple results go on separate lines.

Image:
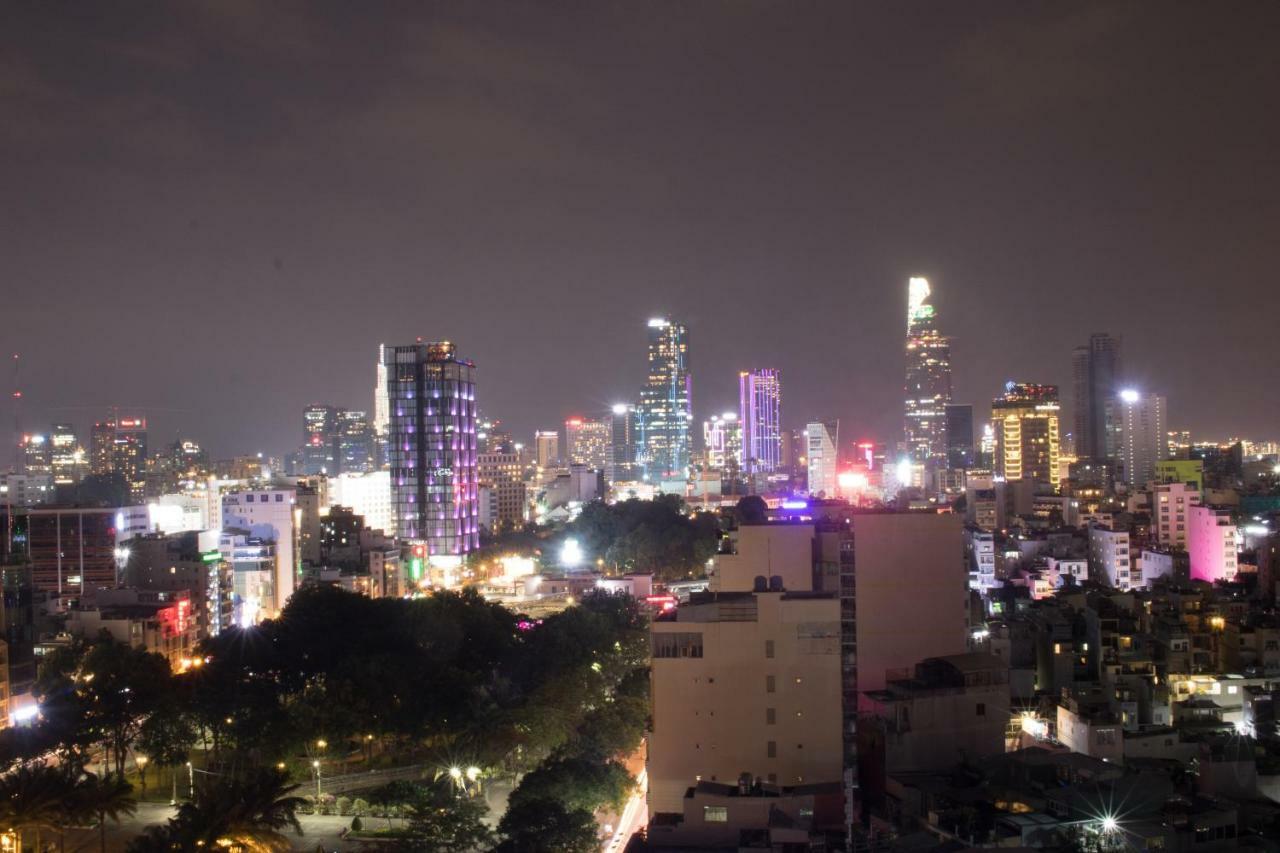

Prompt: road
xmin=601 ymin=768 xmax=647 ymax=852
xmin=599 ymin=744 xmax=648 ymax=852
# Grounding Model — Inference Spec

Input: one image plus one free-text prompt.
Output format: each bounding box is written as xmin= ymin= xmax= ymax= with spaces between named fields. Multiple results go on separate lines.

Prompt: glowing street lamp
xmin=560 ymin=538 xmax=584 ymax=569
xmin=135 ymin=755 xmax=149 ymax=794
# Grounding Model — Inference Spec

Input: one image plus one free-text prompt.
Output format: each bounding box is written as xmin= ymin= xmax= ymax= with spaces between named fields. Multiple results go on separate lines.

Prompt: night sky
xmin=4 ymin=2 xmax=1279 ymax=459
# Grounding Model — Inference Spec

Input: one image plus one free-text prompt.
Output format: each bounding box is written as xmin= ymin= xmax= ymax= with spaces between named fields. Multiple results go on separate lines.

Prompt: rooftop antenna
xmin=10 ymin=352 xmax=21 ymax=474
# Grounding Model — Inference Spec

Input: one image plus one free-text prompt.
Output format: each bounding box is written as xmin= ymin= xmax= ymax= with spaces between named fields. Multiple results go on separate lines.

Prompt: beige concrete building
xmin=863 ymin=653 xmax=1010 ymax=773
xmin=649 ymin=590 xmax=843 ymax=816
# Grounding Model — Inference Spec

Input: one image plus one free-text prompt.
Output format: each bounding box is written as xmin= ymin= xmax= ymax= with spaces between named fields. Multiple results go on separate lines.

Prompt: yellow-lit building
xmin=992 ymin=382 xmax=1061 ymax=487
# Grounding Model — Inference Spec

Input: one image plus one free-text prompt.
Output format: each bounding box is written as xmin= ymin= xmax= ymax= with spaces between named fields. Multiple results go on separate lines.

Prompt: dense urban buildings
xmin=638 ymin=317 xmax=692 ymax=484
xmin=902 ymin=277 xmax=952 ymax=468
xmin=4 ymin=9 xmax=1280 ymax=848
xmin=382 ymin=341 xmax=479 ymax=563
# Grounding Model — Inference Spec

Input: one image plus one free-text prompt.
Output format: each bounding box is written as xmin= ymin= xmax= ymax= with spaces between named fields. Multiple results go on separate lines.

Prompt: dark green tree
xmin=403 ymin=780 xmax=492 ymax=852
xmin=73 ymin=771 xmax=137 ymax=853
xmin=78 ymin=640 xmax=173 ymax=774
xmin=506 ymin=756 xmax=632 ymax=815
xmin=494 ymin=797 xmax=598 ymax=853
xmin=141 ymin=767 xmax=304 ymax=850
xmin=136 ymin=700 xmax=198 ymax=804
xmin=0 ymin=762 xmax=72 ymax=853
xmin=734 ymin=494 xmax=768 ymax=525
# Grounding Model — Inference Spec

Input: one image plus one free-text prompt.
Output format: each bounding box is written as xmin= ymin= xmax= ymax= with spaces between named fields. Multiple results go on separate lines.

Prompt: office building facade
xmin=302 ymin=404 xmax=340 ymax=475
xmin=1071 ymin=333 xmax=1122 ymax=460
xmin=806 ymin=421 xmax=839 ymax=498
xmin=27 ymin=507 xmax=120 ymax=599
xmin=992 ymin=383 xmax=1061 ymax=486
xmin=739 ymin=369 xmax=782 ymax=476
xmin=638 ymin=317 xmax=692 ymax=481
xmin=564 ymin=416 xmax=611 ymax=470
xmin=1114 ymin=390 xmax=1167 ymax=487
xmin=944 ymin=404 xmax=975 ymax=470
xmin=609 ymin=403 xmax=641 ymax=484
xmin=383 ymin=341 xmax=479 ymax=559
xmin=702 ymin=412 xmax=742 ymax=473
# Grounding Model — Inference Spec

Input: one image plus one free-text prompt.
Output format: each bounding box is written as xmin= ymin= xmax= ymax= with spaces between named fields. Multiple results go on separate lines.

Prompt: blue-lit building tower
xmin=383 ymin=341 xmax=479 ymax=566
xmin=638 ymin=318 xmax=692 ymax=482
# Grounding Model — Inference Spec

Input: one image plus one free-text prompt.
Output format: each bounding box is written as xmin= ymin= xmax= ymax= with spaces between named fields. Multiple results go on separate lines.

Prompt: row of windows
xmin=243 ymin=493 xmax=286 ymax=503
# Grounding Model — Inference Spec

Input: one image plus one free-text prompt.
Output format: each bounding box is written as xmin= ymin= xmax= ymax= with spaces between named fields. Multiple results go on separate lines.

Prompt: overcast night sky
xmin=3 ymin=1 xmax=1279 ymax=459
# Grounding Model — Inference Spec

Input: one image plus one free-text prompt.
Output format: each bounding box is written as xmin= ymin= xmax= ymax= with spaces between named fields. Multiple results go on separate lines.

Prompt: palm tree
xmin=168 ymin=768 xmax=305 ymax=852
xmin=0 ymin=763 xmax=74 ymax=853
xmin=73 ymin=772 xmax=137 ymax=853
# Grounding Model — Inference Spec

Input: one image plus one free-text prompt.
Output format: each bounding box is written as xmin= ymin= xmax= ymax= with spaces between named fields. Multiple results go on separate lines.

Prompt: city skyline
xmin=4 ymin=4 xmax=1279 ymax=458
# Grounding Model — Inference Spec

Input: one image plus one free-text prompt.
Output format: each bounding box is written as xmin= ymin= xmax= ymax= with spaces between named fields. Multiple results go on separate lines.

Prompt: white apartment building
xmin=1089 ymin=524 xmax=1135 ymax=591
xmin=221 ymin=488 xmax=298 ymax=617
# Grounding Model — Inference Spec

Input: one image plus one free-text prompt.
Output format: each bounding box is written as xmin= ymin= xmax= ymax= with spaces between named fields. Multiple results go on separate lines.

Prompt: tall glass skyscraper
xmin=739 ymin=368 xmax=782 ymax=476
xmin=1071 ymin=332 xmax=1122 ymax=460
xmin=302 ymin=404 xmax=339 ymax=475
xmin=638 ymin=318 xmax=692 ymax=481
xmin=609 ymin=403 xmax=640 ymax=484
xmin=903 ymin=277 xmax=952 ymax=466
xmin=383 ymin=341 xmax=478 ymax=559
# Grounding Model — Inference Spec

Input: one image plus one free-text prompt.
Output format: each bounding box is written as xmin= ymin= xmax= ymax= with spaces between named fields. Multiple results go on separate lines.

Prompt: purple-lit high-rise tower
xmin=739 ymin=368 xmax=781 ymax=477
xmin=383 ymin=341 xmax=479 ymax=561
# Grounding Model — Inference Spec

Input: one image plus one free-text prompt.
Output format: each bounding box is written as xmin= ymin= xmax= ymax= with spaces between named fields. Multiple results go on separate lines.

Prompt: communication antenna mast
xmin=10 ymin=352 xmax=22 ymax=474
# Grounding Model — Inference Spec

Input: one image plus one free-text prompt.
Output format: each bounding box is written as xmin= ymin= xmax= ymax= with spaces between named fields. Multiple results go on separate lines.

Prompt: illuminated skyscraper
xmin=565 ymin=415 xmax=611 ymax=470
xmin=702 ymin=412 xmax=742 ymax=472
xmin=302 ymin=405 xmax=339 ymax=475
xmin=49 ymin=423 xmax=86 ymax=486
xmin=738 ymin=368 xmax=782 ymax=476
xmin=383 ymin=341 xmax=479 ymax=560
xmin=806 ymin=420 xmax=839 ymax=498
xmin=89 ymin=416 xmax=147 ymax=501
xmin=992 ymin=383 xmax=1061 ymax=486
xmin=1071 ymin=333 xmax=1122 ymax=460
xmin=374 ymin=344 xmax=390 ymax=437
xmin=609 ymin=404 xmax=640 ymax=484
xmin=638 ymin=317 xmax=692 ymax=481
xmin=20 ymin=434 xmax=51 ymax=478
xmin=338 ymin=410 xmax=376 ymax=474
xmin=1114 ymin=389 xmax=1167 ymax=487
xmin=903 ymin=277 xmax=952 ymax=466
xmin=534 ymin=430 xmax=560 ymax=470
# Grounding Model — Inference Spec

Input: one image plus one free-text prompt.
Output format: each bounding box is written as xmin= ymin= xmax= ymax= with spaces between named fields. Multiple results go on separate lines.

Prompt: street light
xmin=313 ymin=760 xmax=322 ymax=800
xmin=186 ymin=761 xmax=194 ymax=801
xmin=135 ymin=755 xmax=149 ymax=794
